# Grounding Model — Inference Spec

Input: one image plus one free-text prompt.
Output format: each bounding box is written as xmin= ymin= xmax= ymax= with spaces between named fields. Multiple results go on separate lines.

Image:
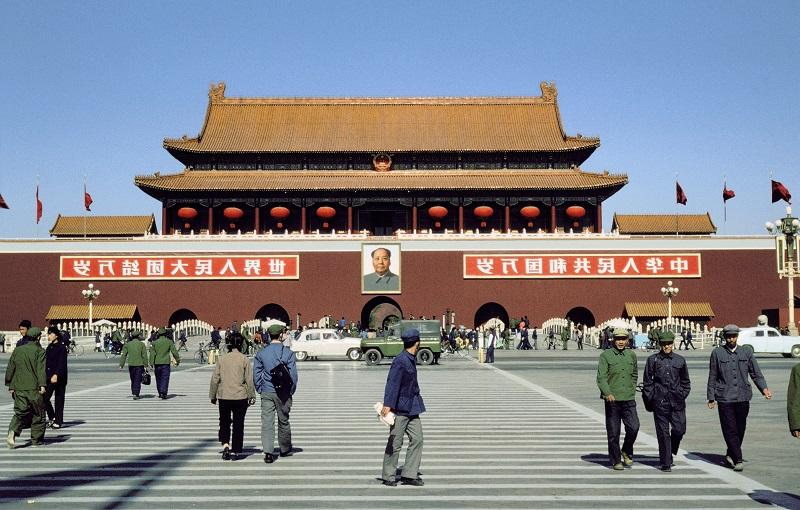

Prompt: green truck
xmin=361 ymin=320 xmax=442 ymax=366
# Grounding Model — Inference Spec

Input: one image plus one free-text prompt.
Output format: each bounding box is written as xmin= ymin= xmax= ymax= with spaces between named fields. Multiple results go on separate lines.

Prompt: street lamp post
xmin=765 ymin=206 xmax=800 ymax=335
xmin=81 ymin=283 xmax=100 ymax=331
xmin=660 ymin=280 xmax=679 ymax=320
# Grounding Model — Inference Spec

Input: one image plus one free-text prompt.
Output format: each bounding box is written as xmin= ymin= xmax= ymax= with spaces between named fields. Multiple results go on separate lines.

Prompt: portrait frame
xmin=361 ymin=243 xmax=402 ymax=294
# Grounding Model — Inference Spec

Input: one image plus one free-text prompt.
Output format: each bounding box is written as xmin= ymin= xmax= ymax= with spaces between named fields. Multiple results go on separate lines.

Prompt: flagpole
xmin=723 ymin=175 xmax=727 ymax=232
xmin=83 ymin=175 xmax=87 ymax=239
xmin=35 ymin=175 xmax=40 ymax=238
xmin=675 ymin=173 xmax=679 ymax=237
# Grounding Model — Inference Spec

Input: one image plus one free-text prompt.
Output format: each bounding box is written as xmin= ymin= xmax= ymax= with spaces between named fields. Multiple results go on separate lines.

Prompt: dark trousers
xmin=129 ymin=366 xmax=144 ymax=396
xmin=486 ymin=345 xmax=494 ymax=363
xmin=219 ymin=399 xmax=249 ymax=453
xmin=718 ymin=401 xmax=749 ymax=463
xmin=653 ymin=407 xmax=686 ymax=467
xmin=604 ymin=400 xmax=639 ymax=464
xmin=154 ymin=364 xmax=171 ymax=396
xmin=44 ymin=383 xmax=66 ymax=425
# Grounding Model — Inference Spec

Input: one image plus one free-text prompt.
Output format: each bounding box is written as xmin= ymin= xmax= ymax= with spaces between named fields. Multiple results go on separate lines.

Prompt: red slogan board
xmin=60 ymin=255 xmax=299 ymax=280
xmin=464 ymin=253 xmax=701 ymax=279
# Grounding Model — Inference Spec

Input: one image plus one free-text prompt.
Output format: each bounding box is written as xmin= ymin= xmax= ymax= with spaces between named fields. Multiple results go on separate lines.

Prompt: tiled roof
xmin=50 ymin=215 xmax=157 ymax=237
xmin=45 ymin=305 xmax=139 ymax=321
xmin=612 ymin=213 xmax=716 ymax=235
xmin=135 ymin=169 xmax=627 ymax=193
xmin=163 ymin=82 xmax=599 ymax=154
xmin=624 ymin=302 xmax=715 ymax=318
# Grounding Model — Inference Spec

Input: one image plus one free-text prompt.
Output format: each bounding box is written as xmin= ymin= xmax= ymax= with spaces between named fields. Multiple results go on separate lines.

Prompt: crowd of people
xmin=4 ymin=316 xmax=799 ymax=488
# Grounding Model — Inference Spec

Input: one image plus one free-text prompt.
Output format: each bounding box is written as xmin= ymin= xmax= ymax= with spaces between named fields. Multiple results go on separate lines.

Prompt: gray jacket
xmin=209 ymin=349 xmax=256 ymax=401
xmin=706 ymin=344 xmax=768 ymax=402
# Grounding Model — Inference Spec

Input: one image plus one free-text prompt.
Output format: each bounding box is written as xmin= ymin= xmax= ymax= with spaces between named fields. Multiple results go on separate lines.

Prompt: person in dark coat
xmin=5 ymin=326 xmax=47 ymax=448
xmin=707 ymin=324 xmax=772 ymax=472
xmin=642 ymin=331 xmax=690 ymax=471
xmin=380 ymin=328 xmax=426 ymax=487
xmin=789 ymin=362 xmax=800 ymax=438
xmin=44 ymin=327 xmax=68 ymax=429
xmin=16 ymin=320 xmax=32 ymax=347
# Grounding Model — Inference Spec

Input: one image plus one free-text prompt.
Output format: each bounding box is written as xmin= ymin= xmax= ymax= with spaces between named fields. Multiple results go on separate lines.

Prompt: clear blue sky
xmin=1 ymin=1 xmax=798 ymax=237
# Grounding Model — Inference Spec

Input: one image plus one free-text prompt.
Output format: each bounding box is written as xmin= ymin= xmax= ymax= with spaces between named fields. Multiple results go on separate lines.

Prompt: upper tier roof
xmin=163 ymin=81 xmax=600 ymax=156
xmin=612 ymin=213 xmax=717 ymax=235
xmin=135 ymin=168 xmax=627 ymax=195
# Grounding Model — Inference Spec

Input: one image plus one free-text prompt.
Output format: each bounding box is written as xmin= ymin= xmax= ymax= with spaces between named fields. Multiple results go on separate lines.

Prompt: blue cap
xmin=401 ymin=328 xmax=420 ymax=342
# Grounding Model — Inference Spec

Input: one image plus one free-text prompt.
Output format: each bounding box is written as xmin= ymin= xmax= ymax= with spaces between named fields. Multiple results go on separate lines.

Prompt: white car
xmin=737 ymin=326 xmax=800 ymax=358
xmin=290 ymin=329 xmax=362 ymax=361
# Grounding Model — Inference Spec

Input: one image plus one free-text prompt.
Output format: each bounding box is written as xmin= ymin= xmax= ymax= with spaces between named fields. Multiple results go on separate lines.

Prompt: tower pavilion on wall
xmin=135 ymin=81 xmax=628 ymax=236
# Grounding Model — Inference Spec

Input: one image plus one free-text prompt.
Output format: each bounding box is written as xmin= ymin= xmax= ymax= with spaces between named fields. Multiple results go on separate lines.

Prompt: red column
xmin=208 ymin=206 xmax=214 ymax=234
xmin=412 ymin=206 xmax=418 ymax=232
xmin=254 ymin=207 xmax=260 ymax=233
xmin=347 ymin=206 xmax=353 ymax=234
xmin=550 ymin=204 xmax=556 ymax=233
xmin=301 ymin=206 xmax=307 ymax=234
xmin=161 ymin=205 xmax=167 ymax=235
xmin=458 ymin=206 xmax=464 ymax=232
xmin=504 ymin=205 xmax=510 ymax=233
xmin=595 ymin=202 xmax=602 ymax=233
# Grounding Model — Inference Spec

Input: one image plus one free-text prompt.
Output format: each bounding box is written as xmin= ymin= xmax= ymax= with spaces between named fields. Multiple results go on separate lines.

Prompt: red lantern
xmin=316 ymin=206 xmax=336 ymax=229
xmin=520 ymin=206 xmax=541 ymax=219
xmin=474 ymin=206 xmax=494 ymax=218
xmin=565 ymin=205 xmax=586 ymax=219
xmin=270 ymin=206 xmax=290 ymax=219
xmin=223 ymin=207 xmax=244 ymax=220
xmin=177 ymin=207 xmax=198 ymax=220
xmin=428 ymin=206 xmax=448 ymax=219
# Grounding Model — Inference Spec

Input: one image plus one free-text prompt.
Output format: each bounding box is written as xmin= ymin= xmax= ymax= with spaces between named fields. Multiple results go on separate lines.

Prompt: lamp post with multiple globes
xmin=81 ymin=283 xmax=100 ymax=330
xmin=660 ymin=280 xmax=679 ymax=320
xmin=765 ymin=206 xmax=800 ymax=335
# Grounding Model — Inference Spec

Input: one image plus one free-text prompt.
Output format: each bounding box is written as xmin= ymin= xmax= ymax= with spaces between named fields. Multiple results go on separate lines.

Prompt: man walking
xmin=789 ymin=362 xmax=800 ymax=438
xmin=253 ymin=324 xmax=298 ymax=463
xmin=119 ymin=330 xmax=150 ymax=400
xmin=150 ymin=327 xmax=180 ymax=399
xmin=707 ymin=324 xmax=772 ymax=471
xmin=597 ymin=328 xmax=639 ymax=470
xmin=642 ymin=331 xmax=690 ymax=471
xmin=380 ymin=328 xmax=426 ymax=487
xmin=5 ymin=326 xmax=47 ymax=448
xmin=44 ymin=327 xmax=68 ymax=429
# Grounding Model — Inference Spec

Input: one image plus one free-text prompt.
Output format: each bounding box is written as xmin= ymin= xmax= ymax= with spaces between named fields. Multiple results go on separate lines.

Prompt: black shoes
xmin=280 ymin=449 xmax=293 ymax=458
xmin=381 ymin=479 xmax=397 ymax=487
xmin=660 ymin=465 xmax=672 ymax=472
xmin=400 ymin=477 xmax=424 ymax=486
xmin=159 ymin=393 xmax=167 ymax=400
xmin=264 ymin=453 xmax=276 ymax=464
xmin=222 ymin=447 xmax=231 ymax=461
xmin=132 ymin=395 xmax=140 ymax=400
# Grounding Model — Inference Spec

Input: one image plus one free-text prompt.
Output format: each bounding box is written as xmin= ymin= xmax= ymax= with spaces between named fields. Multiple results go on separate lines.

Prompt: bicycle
xmin=67 ymin=341 xmax=84 ymax=357
xmin=194 ymin=342 xmax=209 ymax=364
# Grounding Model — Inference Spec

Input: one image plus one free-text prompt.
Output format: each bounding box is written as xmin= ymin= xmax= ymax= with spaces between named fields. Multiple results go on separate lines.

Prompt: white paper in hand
xmin=373 ymin=401 xmax=395 ymax=426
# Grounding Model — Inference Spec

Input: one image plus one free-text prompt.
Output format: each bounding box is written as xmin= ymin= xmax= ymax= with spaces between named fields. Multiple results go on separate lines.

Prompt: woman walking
xmin=210 ymin=332 xmax=256 ymax=461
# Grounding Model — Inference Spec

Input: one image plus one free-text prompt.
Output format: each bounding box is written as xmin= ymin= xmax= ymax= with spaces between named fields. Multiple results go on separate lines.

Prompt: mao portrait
xmin=362 ymin=244 xmax=401 ymax=294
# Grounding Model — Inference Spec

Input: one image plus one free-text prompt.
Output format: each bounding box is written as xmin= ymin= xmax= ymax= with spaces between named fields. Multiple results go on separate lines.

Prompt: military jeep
xmin=361 ymin=319 xmax=442 ymax=366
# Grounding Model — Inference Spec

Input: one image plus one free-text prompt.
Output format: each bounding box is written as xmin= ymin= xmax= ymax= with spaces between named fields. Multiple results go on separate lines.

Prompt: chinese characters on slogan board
xmin=60 ymin=255 xmax=299 ymax=280
xmin=463 ymin=253 xmax=701 ymax=279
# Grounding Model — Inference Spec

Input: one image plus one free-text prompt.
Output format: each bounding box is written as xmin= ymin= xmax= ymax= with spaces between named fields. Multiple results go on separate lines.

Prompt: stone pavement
xmin=0 ymin=351 xmax=796 ymax=509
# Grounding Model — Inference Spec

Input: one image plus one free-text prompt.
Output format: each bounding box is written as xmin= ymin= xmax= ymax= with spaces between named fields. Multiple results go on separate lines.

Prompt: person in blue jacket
xmin=380 ymin=328 xmax=426 ymax=487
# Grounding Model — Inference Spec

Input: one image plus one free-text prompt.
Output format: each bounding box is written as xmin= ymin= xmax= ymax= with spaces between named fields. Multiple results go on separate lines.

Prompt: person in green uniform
xmin=5 ymin=326 xmax=47 ymax=448
xmin=119 ymin=330 xmax=150 ymax=400
xmin=149 ymin=327 xmax=180 ymax=400
xmin=788 ymin=363 xmax=800 ymax=438
xmin=561 ymin=324 xmax=570 ymax=350
xmin=597 ymin=327 xmax=639 ymax=470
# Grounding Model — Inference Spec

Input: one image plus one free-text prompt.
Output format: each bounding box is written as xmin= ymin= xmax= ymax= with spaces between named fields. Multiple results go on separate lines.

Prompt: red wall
xmin=0 ymin=249 xmax=785 ymax=330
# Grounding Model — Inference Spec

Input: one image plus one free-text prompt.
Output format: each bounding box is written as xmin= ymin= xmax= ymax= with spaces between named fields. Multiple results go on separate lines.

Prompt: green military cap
xmin=658 ymin=330 xmax=675 ymax=344
xmin=157 ymin=327 xmax=167 ymax=336
xmin=26 ymin=326 xmax=42 ymax=339
xmin=267 ymin=324 xmax=285 ymax=335
xmin=612 ymin=328 xmax=629 ymax=338
xmin=130 ymin=330 xmax=143 ymax=340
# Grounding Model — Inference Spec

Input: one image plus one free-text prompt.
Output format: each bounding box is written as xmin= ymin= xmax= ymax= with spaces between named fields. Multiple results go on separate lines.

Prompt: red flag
xmin=772 ymin=179 xmax=791 ymax=204
xmin=35 ymin=185 xmax=42 ymax=223
xmin=0 ymin=193 xmax=8 ymax=209
xmin=84 ymin=184 xmax=93 ymax=212
xmin=676 ymin=181 xmax=687 ymax=205
xmin=723 ymin=184 xmax=735 ymax=202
